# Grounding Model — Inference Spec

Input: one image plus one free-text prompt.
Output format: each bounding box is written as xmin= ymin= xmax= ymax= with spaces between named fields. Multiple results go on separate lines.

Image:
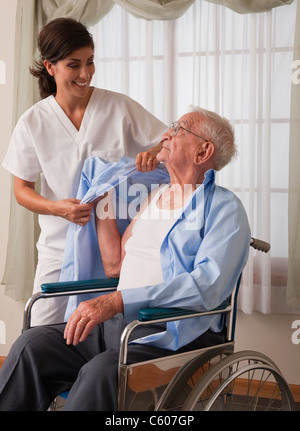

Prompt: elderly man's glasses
xmin=170 ymin=122 xmax=208 ymax=142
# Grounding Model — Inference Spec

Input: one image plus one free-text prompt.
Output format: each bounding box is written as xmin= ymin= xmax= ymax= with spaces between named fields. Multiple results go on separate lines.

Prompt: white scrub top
xmin=2 ymin=88 xmax=167 ymax=260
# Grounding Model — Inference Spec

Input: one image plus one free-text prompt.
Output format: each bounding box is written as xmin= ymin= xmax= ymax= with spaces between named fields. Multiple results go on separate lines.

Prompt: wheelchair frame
xmin=23 ymin=238 xmax=295 ymax=411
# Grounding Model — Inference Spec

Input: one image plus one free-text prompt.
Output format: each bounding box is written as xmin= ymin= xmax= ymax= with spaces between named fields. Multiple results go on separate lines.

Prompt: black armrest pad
xmin=41 ymin=278 xmax=119 ymax=293
xmin=138 ymin=300 xmax=229 ymax=321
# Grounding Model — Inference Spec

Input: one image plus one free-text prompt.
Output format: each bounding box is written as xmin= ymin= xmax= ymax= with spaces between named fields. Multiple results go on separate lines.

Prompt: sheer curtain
xmin=287 ymin=0 xmax=300 ymax=310
xmin=90 ymin=0 xmax=298 ymax=313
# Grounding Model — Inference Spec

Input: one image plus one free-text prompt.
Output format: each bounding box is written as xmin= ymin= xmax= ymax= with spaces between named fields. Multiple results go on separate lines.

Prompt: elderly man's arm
xmin=95 ymin=202 xmax=123 ymax=278
xmin=94 ymin=190 xmax=136 ymax=277
xmin=63 ymin=190 xmax=147 ymax=346
xmin=95 ymin=188 xmax=153 ymax=277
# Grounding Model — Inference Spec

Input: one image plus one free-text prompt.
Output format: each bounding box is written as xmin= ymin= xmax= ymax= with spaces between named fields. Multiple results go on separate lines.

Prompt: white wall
xmin=235 ymin=311 xmax=300 ymax=385
xmin=0 ymin=0 xmax=299 ymax=388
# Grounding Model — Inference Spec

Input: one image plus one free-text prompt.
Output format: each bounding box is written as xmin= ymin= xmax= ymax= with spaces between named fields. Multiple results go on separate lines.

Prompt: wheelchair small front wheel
xmin=182 ymin=350 xmax=295 ymax=411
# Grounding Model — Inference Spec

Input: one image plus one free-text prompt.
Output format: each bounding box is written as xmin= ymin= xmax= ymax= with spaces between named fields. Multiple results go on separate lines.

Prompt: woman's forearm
xmin=14 ymin=177 xmax=55 ymax=214
xmin=14 ymin=176 xmax=93 ymax=226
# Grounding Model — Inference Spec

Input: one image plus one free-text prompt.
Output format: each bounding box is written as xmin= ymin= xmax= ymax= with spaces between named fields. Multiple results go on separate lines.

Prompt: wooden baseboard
xmin=0 ymin=356 xmax=5 ymax=370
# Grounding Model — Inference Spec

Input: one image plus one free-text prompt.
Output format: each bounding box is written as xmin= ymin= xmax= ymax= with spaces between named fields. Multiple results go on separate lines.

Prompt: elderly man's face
xmin=157 ymin=113 xmax=203 ymax=168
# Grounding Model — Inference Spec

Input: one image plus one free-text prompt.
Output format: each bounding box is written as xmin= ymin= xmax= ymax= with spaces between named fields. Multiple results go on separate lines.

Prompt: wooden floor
xmin=0 ymin=356 xmax=5 ymax=370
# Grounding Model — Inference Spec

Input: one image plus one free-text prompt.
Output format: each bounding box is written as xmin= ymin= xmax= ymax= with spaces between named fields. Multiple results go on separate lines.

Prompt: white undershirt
xmin=117 ymin=185 xmax=182 ymax=290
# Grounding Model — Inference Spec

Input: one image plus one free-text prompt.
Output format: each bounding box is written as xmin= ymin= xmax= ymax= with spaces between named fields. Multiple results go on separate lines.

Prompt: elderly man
xmin=0 ymin=107 xmax=250 ymax=411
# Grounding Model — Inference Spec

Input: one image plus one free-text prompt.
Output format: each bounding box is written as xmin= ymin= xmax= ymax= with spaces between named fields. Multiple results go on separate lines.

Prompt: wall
xmin=0 ymin=0 xmax=299 ymax=389
xmin=0 ymin=0 xmax=26 ymax=355
xmin=236 ymin=311 xmax=300 ymax=386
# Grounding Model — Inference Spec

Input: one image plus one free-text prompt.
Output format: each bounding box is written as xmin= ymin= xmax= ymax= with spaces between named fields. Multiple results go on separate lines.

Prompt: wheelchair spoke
xmin=182 ymin=351 xmax=295 ymax=411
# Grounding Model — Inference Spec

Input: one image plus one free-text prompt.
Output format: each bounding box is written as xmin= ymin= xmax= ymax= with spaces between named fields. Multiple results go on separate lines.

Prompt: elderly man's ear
xmin=194 ymin=142 xmax=215 ymax=165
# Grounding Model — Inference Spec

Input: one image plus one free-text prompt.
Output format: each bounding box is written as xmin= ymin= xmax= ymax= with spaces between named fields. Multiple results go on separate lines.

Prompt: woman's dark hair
xmin=30 ymin=18 xmax=94 ymax=99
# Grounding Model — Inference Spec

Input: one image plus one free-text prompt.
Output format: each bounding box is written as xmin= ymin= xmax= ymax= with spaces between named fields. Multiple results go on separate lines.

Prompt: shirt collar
xmin=203 ymin=168 xmax=216 ymax=185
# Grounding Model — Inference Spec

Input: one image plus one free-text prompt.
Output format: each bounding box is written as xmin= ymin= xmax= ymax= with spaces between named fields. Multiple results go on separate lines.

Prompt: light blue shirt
xmin=61 ymin=157 xmax=251 ymax=350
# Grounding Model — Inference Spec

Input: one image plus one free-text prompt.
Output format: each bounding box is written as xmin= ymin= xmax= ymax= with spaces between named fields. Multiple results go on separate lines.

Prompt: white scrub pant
xmin=31 ymin=256 xmax=69 ymax=326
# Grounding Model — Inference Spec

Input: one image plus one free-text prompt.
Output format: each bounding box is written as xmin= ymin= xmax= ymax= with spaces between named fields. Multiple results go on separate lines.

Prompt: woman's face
xmin=44 ymin=46 xmax=95 ymax=100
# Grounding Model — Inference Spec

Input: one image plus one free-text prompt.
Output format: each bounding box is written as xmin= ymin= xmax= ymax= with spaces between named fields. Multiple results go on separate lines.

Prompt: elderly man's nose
xmin=162 ymin=130 xmax=172 ymax=141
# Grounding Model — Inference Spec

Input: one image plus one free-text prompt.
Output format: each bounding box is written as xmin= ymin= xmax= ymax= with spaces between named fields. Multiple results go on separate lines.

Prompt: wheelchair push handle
xmin=250 ymin=237 xmax=270 ymax=253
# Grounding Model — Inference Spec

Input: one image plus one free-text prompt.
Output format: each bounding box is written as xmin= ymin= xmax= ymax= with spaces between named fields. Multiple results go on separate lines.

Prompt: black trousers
xmin=0 ymin=314 xmax=225 ymax=411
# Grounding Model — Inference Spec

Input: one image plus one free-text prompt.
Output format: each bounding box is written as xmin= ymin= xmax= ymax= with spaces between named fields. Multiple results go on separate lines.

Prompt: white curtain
xmin=287 ymin=0 xmax=300 ymax=310
xmin=114 ymin=0 xmax=195 ymax=19
xmin=90 ymin=0 xmax=299 ymax=314
xmin=2 ymin=0 xmax=298 ymax=308
xmin=206 ymin=0 xmax=294 ymax=13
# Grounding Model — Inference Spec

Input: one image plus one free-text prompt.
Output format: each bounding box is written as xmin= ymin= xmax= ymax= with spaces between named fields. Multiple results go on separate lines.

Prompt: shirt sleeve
xmin=121 ymin=192 xmax=251 ymax=322
xmin=2 ymin=115 xmax=42 ymax=182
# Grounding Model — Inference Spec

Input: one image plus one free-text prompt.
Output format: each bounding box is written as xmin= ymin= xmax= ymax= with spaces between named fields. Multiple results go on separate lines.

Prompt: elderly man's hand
xmin=135 ymin=141 xmax=164 ymax=172
xmin=64 ymin=291 xmax=123 ymax=346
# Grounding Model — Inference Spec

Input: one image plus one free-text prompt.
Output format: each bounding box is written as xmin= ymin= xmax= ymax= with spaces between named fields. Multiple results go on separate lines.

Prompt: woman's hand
xmin=135 ymin=140 xmax=164 ymax=172
xmin=52 ymin=199 xmax=93 ymax=226
xmin=14 ymin=177 xmax=93 ymax=226
xmin=64 ymin=291 xmax=124 ymax=346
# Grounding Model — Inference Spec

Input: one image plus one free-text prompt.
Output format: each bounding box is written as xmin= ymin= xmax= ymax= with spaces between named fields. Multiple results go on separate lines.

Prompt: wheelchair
xmin=23 ymin=238 xmax=295 ymax=411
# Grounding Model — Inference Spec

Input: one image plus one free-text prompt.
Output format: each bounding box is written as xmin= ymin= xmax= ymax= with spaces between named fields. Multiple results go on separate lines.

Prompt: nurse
xmin=2 ymin=18 xmax=167 ymax=325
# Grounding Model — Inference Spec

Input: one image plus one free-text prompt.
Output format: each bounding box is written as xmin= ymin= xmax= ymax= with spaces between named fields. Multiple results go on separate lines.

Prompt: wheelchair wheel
xmin=182 ymin=350 xmax=295 ymax=411
xmin=155 ymin=346 xmax=233 ymax=411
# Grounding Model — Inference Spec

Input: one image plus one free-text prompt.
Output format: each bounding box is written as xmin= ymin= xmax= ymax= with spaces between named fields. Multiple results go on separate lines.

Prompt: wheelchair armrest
xmin=119 ymin=300 xmax=232 ymax=368
xmin=138 ymin=300 xmax=230 ymax=321
xmin=23 ymin=278 xmax=119 ymax=331
xmin=41 ymin=278 xmax=119 ymax=293
xmin=139 ymin=308 xmax=197 ymax=321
